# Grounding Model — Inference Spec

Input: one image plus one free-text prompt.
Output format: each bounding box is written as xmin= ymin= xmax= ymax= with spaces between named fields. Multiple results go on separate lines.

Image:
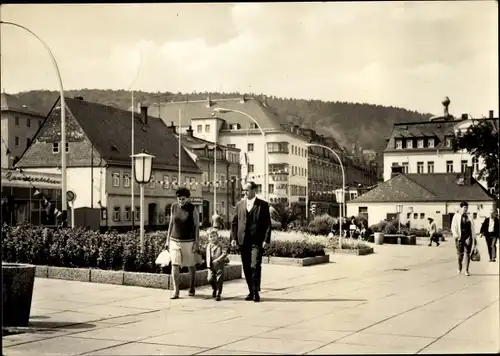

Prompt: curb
xmin=227 ymin=254 xmax=330 ymax=266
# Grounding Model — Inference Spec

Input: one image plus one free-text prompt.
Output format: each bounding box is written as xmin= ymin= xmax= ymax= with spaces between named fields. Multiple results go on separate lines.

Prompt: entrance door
xmin=386 ymin=213 xmax=398 ymax=221
xmin=148 ymin=203 xmax=157 ymax=229
xmin=442 ymin=213 xmax=454 ymax=230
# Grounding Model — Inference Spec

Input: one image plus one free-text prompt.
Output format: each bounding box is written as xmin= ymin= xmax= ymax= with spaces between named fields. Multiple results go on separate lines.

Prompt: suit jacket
xmin=480 ymin=217 xmax=499 ymax=238
xmin=230 ymin=197 xmax=272 ymax=246
xmin=451 ymin=212 xmax=476 ymax=242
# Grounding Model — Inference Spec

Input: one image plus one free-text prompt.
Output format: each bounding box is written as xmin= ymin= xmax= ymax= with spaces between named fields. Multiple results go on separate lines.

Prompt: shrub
xmin=308 ymin=214 xmax=335 ymax=235
xmin=383 ymin=219 xmax=400 ymax=234
xmin=369 ymin=220 xmax=387 ymax=233
xmin=410 ymin=228 xmax=428 ymax=237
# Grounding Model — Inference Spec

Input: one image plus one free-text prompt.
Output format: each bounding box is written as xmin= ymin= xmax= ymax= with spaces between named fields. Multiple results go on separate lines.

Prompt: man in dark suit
xmin=231 ymin=181 xmax=272 ymax=302
xmin=480 ymin=209 xmax=499 ymax=262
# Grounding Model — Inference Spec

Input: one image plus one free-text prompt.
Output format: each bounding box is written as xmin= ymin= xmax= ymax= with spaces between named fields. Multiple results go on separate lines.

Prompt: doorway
xmin=148 ymin=203 xmax=157 ymax=229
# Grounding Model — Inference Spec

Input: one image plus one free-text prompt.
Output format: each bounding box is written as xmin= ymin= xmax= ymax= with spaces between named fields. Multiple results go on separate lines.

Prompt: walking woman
xmin=451 ymin=201 xmax=477 ymax=276
xmin=165 ymin=187 xmax=200 ymax=299
xmin=480 ymin=209 xmax=499 ymax=262
xmin=427 ymin=217 xmax=439 ymax=246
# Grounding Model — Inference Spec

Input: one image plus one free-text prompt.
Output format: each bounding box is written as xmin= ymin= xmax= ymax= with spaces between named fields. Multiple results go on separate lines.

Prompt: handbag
xmin=155 ymin=250 xmax=171 ymax=267
xmin=471 ymin=248 xmax=481 ymax=262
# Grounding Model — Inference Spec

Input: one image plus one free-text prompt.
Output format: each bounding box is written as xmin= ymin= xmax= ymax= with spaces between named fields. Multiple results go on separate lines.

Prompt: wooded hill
xmin=12 ymin=89 xmax=432 ymax=152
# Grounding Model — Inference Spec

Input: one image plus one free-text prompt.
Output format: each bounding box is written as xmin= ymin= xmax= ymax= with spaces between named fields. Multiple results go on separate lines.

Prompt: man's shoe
xmin=465 ymin=271 xmax=470 ymax=276
xmin=171 ymin=292 xmax=179 ymax=300
xmin=437 ymin=242 xmax=440 ymax=246
xmin=215 ymin=295 xmax=221 ymax=301
xmin=188 ymin=289 xmax=195 ymax=297
xmin=457 ymin=269 xmax=462 ymax=275
xmin=245 ymin=294 xmax=254 ymax=301
xmin=428 ymin=243 xmax=432 ymax=247
xmin=253 ymin=293 xmax=261 ymax=302
xmin=212 ymin=290 xmax=217 ymax=298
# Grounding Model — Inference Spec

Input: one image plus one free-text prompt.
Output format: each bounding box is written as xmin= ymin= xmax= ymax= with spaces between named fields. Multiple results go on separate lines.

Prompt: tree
xmin=454 ymin=119 xmax=499 ymax=200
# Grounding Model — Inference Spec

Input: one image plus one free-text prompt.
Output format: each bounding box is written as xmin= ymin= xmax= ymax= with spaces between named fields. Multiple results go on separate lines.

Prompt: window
xmin=124 ymin=206 xmax=131 ymax=221
xmin=406 ymin=140 xmax=413 ymax=149
xmin=395 ymin=140 xmax=402 ymax=149
xmin=248 ymin=164 xmax=254 ymax=173
xmin=112 ymin=172 xmax=120 ymax=187
xmin=407 ymin=213 xmax=411 ymax=219
xmin=26 ymin=138 xmax=31 ymax=148
xmin=417 ymin=139 xmax=424 ymax=148
xmin=148 ymin=173 xmax=156 ymax=188
xmin=135 ymin=207 xmax=140 ymax=221
xmin=52 ymin=143 xmax=59 ymax=153
xmin=427 ymin=161 xmax=434 ymax=173
xmin=269 ymin=184 xmax=274 ymax=194
xmin=248 ymin=143 xmax=254 ymax=151
xmin=402 ymin=162 xmax=409 ymax=173
xmin=202 ymin=172 xmax=208 ymax=183
xmin=420 ymin=213 xmax=425 ymax=219
xmin=39 ymin=120 xmax=42 ymax=127
xmin=26 ymin=118 xmax=32 ymax=128
xmin=472 ymin=157 xmax=479 ymax=172
xmin=446 ymin=161 xmax=453 ymax=173
xmin=113 ymin=207 xmax=121 ymax=222
xmin=227 ymin=144 xmax=236 ymax=148
xmin=428 ymin=138 xmax=435 ymax=148
xmin=197 ymin=125 xmax=202 ymax=133
xmin=123 ymin=173 xmax=131 ymax=187
xmin=220 ymin=174 xmax=226 ymax=188
xmin=205 ymin=124 xmax=210 ymax=133
xmin=15 ymin=136 xmax=19 ymax=147
xmin=445 ymin=137 xmax=452 ymax=147
xmin=413 ymin=213 xmax=418 ymax=219
xmin=163 ymin=175 xmax=169 ymax=189
xmin=249 ymin=123 xmax=256 ymax=129
xmin=461 ymin=160 xmax=467 ymax=173
xmin=15 ymin=116 xmax=19 ymax=126
xmin=417 ymin=162 xmax=424 ymax=174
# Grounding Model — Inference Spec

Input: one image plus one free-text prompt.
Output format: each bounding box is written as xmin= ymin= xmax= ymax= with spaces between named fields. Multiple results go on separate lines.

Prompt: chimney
xmin=442 ymin=96 xmax=450 ymax=117
xmin=206 ymin=93 xmax=212 ymax=108
xmin=168 ymin=121 xmax=177 ymax=135
xmin=186 ymin=125 xmax=194 ymax=137
xmin=464 ymin=166 xmax=473 ymax=185
xmin=461 ymin=113 xmax=468 ymax=121
xmin=489 ymin=110 xmax=494 ymax=119
xmin=140 ymin=105 xmax=148 ymax=125
xmin=240 ymin=94 xmax=247 ymax=103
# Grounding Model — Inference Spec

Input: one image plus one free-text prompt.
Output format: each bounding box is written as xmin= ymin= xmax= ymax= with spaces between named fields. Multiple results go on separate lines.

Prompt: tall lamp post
xmin=213 ymin=108 xmax=269 ymax=201
xmin=396 ymin=204 xmax=403 ymax=233
xmin=1 ymin=21 xmax=68 ymax=224
xmin=306 ymin=143 xmax=345 ymax=249
xmin=131 ymin=150 xmax=155 ymax=251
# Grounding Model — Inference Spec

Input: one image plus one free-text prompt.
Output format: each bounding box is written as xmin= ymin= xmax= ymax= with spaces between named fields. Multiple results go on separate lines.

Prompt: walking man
xmin=480 ymin=209 xmax=499 ymax=262
xmin=427 ymin=217 xmax=439 ymax=246
xmin=451 ymin=201 xmax=477 ymax=276
xmin=231 ymin=181 xmax=272 ymax=302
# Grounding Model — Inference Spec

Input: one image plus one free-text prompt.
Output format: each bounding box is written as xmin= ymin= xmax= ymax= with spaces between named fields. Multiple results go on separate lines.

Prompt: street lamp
xmin=396 ymin=204 xmax=403 ymax=233
xmin=213 ymin=107 xmax=269 ymax=201
xmin=1 ymin=21 xmax=68 ymax=224
xmin=307 ymin=143 xmax=345 ymax=249
xmin=407 ymin=206 xmax=413 ymax=229
xmin=131 ymin=150 xmax=155 ymax=250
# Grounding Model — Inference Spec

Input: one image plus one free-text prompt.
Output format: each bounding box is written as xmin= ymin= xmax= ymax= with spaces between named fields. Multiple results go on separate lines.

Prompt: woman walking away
xmin=451 ymin=201 xmax=477 ymax=276
xmin=165 ymin=187 xmax=200 ymax=299
xmin=427 ymin=217 xmax=439 ymax=246
xmin=480 ymin=209 xmax=499 ymax=262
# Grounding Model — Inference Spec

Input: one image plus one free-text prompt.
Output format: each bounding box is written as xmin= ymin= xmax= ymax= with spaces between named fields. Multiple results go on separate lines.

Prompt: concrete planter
xmin=369 ymin=234 xmax=417 ymax=245
xmin=228 ymin=254 xmax=329 ymax=266
xmin=2 ymin=262 xmax=36 ymax=326
xmin=47 ymin=266 xmax=90 ymax=282
xmin=328 ymin=247 xmax=374 ymax=256
xmin=374 ymin=232 xmax=384 ymax=245
xmin=124 ymin=271 xmax=170 ymax=289
xmin=90 ymin=269 xmax=124 ymax=285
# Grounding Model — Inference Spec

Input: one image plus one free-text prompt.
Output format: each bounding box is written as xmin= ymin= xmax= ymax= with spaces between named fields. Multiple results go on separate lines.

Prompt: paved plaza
xmin=3 ymin=238 xmax=499 ymax=355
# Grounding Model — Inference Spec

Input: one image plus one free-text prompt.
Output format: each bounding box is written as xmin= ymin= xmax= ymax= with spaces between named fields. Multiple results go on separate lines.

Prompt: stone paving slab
xmin=3 ymin=239 xmax=498 ymax=355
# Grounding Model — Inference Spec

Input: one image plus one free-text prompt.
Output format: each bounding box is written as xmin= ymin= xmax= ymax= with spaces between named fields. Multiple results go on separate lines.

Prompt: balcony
xmin=267 ymin=142 xmax=289 ymax=154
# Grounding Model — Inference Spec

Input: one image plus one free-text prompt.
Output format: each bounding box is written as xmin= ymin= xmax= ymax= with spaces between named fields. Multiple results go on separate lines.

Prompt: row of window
xmin=196 ymin=124 xmax=211 ymax=133
xmin=111 ymin=172 xmax=198 ymax=189
xmin=394 ymin=159 xmax=478 ymax=174
xmin=395 ymin=137 xmax=452 ymax=150
xmin=406 ymin=212 xmax=479 ymax=220
xmin=290 ymin=144 xmax=307 ymax=157
xmin=267 ymin=184 xmax=306 ymax=196
xmin=14 ymin=136 xmax=31 ymax=148
xmin=14 ymin=116 xmax=41 ymax=128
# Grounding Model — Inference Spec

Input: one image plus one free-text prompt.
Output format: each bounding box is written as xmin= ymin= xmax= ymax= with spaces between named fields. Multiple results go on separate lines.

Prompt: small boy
xmin=206 ymin=228 xmax=229 ymax=301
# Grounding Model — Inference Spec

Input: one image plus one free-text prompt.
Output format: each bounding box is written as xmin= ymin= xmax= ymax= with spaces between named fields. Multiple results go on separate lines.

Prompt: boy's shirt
xmin=206 ymin=242 xmax=229 ymax=269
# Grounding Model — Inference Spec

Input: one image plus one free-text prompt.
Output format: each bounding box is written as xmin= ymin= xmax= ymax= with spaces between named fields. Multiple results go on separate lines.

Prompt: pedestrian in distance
xmin=206 ymin=227 xmax=230 ymax=301
xmin=427 ymin=217 xmax=440 ymax=246
xmin=165 ymin=187 xmax=200 ymax=299
xmin=451 ymin=201 xmax=477 ymax=276
xmin=479 ymin=208 xmax=499 ymax=262
xmin=230 ymin=181 xmax=272 ymax=302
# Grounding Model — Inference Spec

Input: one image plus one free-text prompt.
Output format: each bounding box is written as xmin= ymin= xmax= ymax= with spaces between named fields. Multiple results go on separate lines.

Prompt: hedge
xmin=1 ymin=224 xmax=326 ymax=274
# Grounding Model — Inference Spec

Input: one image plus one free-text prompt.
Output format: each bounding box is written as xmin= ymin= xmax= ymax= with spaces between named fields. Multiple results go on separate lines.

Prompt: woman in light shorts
xmin=165 ymin=187 xmax=200 ymax=299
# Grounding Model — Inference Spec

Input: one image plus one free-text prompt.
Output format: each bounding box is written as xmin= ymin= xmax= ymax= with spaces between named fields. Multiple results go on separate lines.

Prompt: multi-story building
xmin=384 ymin=98 xmax=498 ymax=195
xmin=16 ymin=97 xmax=202 ymax=231
xmin=149 ymin=95 xmax=379 ymax=220
xmin=1 ymin=92 xmax=46 ymax=168
xmin=172 ymin=125 xmax=241 ymax=227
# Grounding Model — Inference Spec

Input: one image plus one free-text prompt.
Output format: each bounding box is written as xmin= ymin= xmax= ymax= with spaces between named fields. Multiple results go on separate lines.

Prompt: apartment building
xmin=16 ymin=97 xmax=202 ymax=231
xmin=1 ymin=93 xmax=46 ymax=168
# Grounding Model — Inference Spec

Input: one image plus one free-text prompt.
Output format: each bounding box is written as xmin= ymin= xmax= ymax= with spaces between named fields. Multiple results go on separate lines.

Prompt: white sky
xmin=0 ymin=2 xmax=498 ymax=117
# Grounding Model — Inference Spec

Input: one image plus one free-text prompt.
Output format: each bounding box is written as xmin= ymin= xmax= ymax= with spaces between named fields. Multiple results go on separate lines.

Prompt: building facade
xmin=16 ymin=97 xmax=202 ymax=231
xmin=1 ymin=93 xmax=46 ymax=168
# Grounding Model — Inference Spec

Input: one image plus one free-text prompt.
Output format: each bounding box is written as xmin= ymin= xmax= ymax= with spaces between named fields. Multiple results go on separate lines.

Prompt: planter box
xmin=47 ymin=266 xmax=90 ymax=282
xmin=90 ymin=269 xmax=124 ymax=285
xmin=35 ymin=265 xmax=49 ymax=278
xmin=368 ymin=234 xmax=417 ymax=245
xmin=124 ymin=271 xmax=170 ymax=289
xmin=228 ymin=254 xmax=329 ymax=266
xmin=2 ymin=263 xmax=36 ymax=327
xmin=329 ymin=247 xmax=374 ymax=256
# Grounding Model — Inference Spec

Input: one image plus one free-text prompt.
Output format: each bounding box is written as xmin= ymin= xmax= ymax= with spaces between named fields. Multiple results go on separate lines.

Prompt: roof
xmin=154 ymin=97 xmax=290 ymax=131
xmin=177 ymin=133 xmax=240 ymax=151
xmin=348 ymin=173 xmax=494 ymax=203
xmin=384 ymin=119 xmax=458 ymax=152
xmin=1 ymin=93 xmax=45 ymax=117
xmin=19 ymin=97 xmax=200 ymax=172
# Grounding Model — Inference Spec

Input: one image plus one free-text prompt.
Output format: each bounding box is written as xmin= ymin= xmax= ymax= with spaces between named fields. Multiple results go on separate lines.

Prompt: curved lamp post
xmin=213 ymin=107 xmax=269 ymax=201
xmin=1 ymin=21 xmax=68 ymax=224
xmin=306 ymin=143 xmax=345 ymax=249
xmin=131 ymin=150 xmax=155 ymax=251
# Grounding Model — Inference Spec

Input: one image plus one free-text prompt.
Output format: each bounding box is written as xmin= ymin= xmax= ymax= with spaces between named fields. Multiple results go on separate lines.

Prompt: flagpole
xmin=131 ymin=92 xmax=135 ymax=231
xmin=178 ymin=108 xmax=181 ymax=183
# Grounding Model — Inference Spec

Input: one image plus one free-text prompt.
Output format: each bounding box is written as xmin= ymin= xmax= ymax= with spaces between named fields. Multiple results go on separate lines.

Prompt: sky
xmin=1 ymin=2 xmax=498 ymax=117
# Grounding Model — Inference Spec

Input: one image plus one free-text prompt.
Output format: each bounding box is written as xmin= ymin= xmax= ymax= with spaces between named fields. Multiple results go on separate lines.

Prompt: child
xmin=206 ymin=228 xmax=229 ymax=301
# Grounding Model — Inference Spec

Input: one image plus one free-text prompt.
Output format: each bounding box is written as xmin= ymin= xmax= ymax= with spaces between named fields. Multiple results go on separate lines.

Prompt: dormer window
xmin=249 ymin=123 xmax=257 ymax=129
xmin=395 ymin=139 xmax=403 ymax=150
xmin=417 ymin=139 xmax=424 ymax=148
xmin=428 ymin=138 xmax=435 ymax=148
xmin=406 ymin=140 xmax=413 ymax=149
xmin=445 ymin=137 xmax=452 ymax=147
